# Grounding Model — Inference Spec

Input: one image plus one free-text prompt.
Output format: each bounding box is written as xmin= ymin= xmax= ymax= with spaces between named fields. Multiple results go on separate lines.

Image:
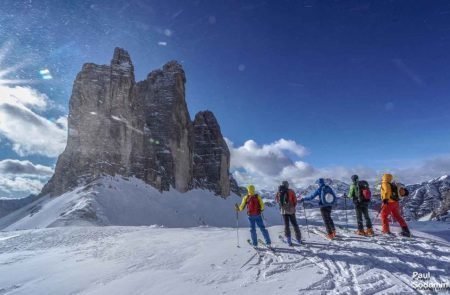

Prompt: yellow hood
xmin=247 ymin=184 xmax=255 ymax=195
xmin=382 ymin=174 xmax=393 ymax=183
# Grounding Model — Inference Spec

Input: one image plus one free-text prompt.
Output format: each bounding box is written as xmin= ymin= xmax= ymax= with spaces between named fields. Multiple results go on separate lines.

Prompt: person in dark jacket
xmin=347 ymin=175 xmax=373 ymax=236
xmin=301 ymin=178 xmax=337 ymax=239
xmin=275 ymin=180 xmax=301 ymax=245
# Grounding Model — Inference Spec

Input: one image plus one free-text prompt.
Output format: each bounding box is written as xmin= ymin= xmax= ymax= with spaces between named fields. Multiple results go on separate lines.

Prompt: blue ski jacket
xmin=303 ymin=178 xmax=337 ymax=207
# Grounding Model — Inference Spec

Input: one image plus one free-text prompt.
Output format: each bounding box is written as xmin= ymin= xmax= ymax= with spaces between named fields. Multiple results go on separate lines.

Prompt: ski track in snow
xmin=0 ymin=225 xmax=449 ymax=295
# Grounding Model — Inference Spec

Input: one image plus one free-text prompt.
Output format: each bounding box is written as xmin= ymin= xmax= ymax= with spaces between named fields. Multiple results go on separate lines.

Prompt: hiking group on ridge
xmin=235 ymin=173 xmax=411 ymax=248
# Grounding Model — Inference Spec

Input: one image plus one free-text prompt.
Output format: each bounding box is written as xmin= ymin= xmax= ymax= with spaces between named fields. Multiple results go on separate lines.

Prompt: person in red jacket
xmin=380 ymin=174 xmax=411 ymax=237
xmin=276 ymin=181 xmax=302 ymax=246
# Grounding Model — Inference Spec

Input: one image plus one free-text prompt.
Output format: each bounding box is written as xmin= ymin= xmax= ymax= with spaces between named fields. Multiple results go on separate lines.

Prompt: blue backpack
xmin=320 ymin=185 xmax=336 ymax=206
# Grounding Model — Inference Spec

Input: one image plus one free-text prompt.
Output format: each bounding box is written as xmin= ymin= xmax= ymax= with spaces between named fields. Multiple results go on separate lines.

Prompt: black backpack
xmin=358 ymin=180 xmax=371 ymax=202
xmin=278 ymin=185 xmax=289 ymax=206
xmin=390 ymin=182 xmax=399 ymax=201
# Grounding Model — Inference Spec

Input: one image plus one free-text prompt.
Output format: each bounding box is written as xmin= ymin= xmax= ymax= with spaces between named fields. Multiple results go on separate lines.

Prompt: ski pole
xmin=343 ymin=193 xmax=348 ymax=231
xmin=235 ymin=204 xmax=240 ymax=248
xmin=302 ymin=201 xmax=311 ymax=238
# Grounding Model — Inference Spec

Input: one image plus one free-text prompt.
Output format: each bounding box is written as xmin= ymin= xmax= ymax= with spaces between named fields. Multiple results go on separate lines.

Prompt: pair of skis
xmin=246 ymin=238 xmax=275 ymax=252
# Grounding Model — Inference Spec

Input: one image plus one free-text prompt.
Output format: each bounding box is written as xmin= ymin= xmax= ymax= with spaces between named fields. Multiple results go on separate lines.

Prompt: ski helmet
xmin=282 ymin=180 xmax=289 ymax=189
xmin=351 ymin=175 xmax=359 ymax=182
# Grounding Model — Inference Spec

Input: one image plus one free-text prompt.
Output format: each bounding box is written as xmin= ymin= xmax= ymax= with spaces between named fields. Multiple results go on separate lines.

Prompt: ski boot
xmin=355 ymin=229 xmax=366 ymax=236
xmin=331 ymin=230 xmax=336 ymax=239
xmin=286 ymin=236 xmax=293 ymax=247
xmin=365 ymin=228 xmax=374 ymax=237
xmin=400 ymin=226 xmax=411 ymax=237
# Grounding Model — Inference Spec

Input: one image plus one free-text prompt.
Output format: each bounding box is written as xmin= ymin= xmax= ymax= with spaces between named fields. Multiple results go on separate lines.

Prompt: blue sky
xmin=1 ymin=0 xmax=450 ymax=196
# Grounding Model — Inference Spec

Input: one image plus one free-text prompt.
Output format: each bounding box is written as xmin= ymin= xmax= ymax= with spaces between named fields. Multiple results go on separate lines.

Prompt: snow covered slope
xmin=0 ymin=225 xmax=449 ymax=294
xmin=0 ymin=176 xmax=281 ymax=230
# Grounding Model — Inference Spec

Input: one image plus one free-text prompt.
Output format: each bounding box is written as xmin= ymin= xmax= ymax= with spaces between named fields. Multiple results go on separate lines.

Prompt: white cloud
xmin=0 ymin=103 xmax=67 ymax=157
xmin=226 ymin=138 xmax=307 ymax=177
xmin=0 ymin=175 xmax=45 ymax=196
xmin=0 ymin=159 xmax=53 ymax=176
xmin=0 ymin=85 xmax=48 ymax=110
xmin=0 ymin=159 xmax=53 ymax=198
xmin=226 ymin=138 xmax=450 ymax=190
xmin=0 ymin=85 xmax=67 ymax=157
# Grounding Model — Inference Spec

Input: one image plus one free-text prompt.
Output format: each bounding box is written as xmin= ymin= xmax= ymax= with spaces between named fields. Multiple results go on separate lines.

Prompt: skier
xmin=347 ymin=175 xmax=374 ymax=236
xmin=301 ymin=178 xmax=337 ymax=239
xmin=235 ymin=184 xmax=272 ymax=247
xmin=380 ymin=174 xmax=411 ymax=237
xmin=275 ymin=181 xmax=302 ymax=246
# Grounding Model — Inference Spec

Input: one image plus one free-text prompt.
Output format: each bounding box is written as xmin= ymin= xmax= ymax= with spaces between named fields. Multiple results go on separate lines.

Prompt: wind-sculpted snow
xmin=0 ymin=225 xmax=448 ymax=294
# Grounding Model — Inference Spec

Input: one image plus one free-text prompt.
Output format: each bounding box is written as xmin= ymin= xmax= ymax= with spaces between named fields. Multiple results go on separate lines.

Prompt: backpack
xmin=320 ymin=185 xmax=336 ymax=206
xmin=278 ymin=186 xmax=289 ymax=207
xmin=390 ymin=183 xmax=399 ymax=201
xmin=246 ymin=194 xmax=261 ymax=216
xmin=358 ymin=180 xmax=371 ymax=202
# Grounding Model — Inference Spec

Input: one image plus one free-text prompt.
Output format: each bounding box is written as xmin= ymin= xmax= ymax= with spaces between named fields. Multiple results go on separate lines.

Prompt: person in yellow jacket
xmin=235 ymin=185 xmax=272 ymax=246
xmin=380 ymin=174 xmax=411 ymax=237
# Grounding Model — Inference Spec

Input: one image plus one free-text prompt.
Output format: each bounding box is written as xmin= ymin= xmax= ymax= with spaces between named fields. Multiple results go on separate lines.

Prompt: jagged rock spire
xmin=42 ymin=48 xmax=235 ymax=197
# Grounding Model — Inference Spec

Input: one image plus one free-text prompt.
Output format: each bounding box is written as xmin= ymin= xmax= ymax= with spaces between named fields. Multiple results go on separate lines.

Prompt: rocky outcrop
xmin=42 ymin=48 xmax=235 ymax=197
xmin=403 ymin=175 xmax=450 ymax=221
xmin=193 ymin=111 xmax=230 ymax=196
xmin=136 ymin=62 xmax=193 ymax=192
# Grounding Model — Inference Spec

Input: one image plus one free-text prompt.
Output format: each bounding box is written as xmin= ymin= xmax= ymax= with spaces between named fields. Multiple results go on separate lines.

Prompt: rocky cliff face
xmin=193 ymin=111 xmax=230 ymax=196
xmin=402 ymin=175 xmax=450 ymax=221
xmin=42 ymin=48 xmax=236 ymax=197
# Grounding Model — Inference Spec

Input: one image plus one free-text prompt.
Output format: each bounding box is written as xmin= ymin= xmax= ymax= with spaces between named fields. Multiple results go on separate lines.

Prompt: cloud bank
xmin=226 ymin=138 xmax=450 ymax=190
xmin=0 ymin=159 xmax=54 ymax=198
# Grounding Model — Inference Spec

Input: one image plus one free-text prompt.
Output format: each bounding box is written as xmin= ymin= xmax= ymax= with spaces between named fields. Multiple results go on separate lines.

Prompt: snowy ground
xmin=0 ymin=176 xmax=449 ymax=294
xmin=0 ymin=222 xmax=449 ymax=295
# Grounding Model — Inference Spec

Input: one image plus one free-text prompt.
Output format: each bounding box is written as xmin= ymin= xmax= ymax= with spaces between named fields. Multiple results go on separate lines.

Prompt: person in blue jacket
xmin=300 ymin=178 xmax=337 ymax=239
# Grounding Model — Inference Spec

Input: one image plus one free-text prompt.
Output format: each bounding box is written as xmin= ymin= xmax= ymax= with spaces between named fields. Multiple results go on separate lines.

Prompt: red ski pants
xmin=381 ymin=201 xmax=407 ymax=232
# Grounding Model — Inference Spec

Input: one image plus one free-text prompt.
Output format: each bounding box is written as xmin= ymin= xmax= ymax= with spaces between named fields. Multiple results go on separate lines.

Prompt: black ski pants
xmin=320 ymin=206 xmax=335 ymax=234
xmin=355 ymin=202 xmax=372 ymax=231
xmin=282 ymin=214 xmax=301 ymax=240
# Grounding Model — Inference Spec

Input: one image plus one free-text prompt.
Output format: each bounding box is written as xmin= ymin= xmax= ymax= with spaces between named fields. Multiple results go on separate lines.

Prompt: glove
xmin=382 ymin=199 xmax=388 ymax=205
xmin=234 ymin=203 xmax=240 ymax=211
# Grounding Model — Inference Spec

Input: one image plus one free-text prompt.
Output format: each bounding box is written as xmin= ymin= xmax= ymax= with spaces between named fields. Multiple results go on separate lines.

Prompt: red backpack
xmin=247 ymin=195 xmax=261 ymax=216
xmin=358 ymin=180 xmax=372 ymax=202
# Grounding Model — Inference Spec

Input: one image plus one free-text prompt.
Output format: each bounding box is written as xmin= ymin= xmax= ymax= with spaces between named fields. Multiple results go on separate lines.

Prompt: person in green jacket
xmin=347 ymin=175 xmax=373 ymax=236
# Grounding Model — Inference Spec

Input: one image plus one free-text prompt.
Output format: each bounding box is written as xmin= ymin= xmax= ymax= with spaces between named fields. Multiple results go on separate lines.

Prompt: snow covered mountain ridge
xmin=0 ymin=176 xmax=280 ymax=231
